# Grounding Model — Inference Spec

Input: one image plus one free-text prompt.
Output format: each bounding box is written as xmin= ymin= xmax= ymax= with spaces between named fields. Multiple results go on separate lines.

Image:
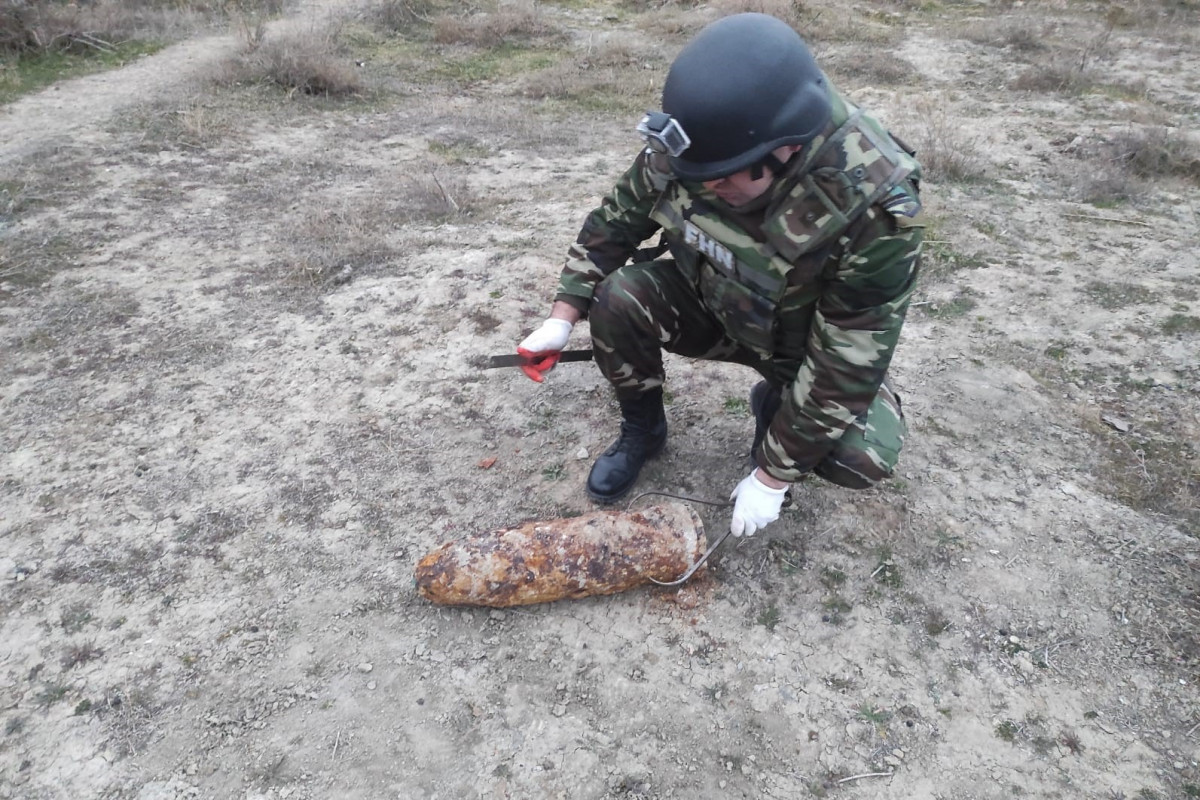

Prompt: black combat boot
xmin=750 ymin=380 xmax=783 ymax=457
xmin=586 ymin=388 xmax=668 ymax=503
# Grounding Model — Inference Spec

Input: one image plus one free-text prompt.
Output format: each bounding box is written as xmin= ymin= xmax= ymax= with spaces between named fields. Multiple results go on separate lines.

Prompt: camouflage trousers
xmin=588 ymin=260 xmax=906 ymax=490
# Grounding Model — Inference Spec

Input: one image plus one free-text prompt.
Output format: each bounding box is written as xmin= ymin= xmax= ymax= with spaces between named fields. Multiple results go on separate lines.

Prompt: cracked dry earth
xmin=1 ymin=1 xmax=1198 ymax=799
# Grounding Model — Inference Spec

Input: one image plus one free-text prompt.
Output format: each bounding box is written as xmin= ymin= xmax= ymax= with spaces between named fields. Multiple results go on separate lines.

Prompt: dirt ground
xmin=2 ymin=0 xmax=1198 ymax=798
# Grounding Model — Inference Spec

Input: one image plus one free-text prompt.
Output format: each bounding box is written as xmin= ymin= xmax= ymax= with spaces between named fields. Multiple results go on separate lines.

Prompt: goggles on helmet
xmin=636 ymin=111 xmax=691 ymax=158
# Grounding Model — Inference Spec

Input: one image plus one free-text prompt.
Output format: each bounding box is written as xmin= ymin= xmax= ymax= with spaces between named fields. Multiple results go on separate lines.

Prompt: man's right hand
xmin=516 ymin=318 xmax=574 ymax=383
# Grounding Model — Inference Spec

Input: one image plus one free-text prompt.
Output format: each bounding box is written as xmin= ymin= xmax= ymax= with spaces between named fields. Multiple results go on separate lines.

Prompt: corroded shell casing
xmin=415 ymin=503 xmax=706 ymax=607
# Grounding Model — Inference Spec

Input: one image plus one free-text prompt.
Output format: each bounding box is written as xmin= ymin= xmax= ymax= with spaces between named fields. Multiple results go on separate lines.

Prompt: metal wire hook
xmin=625 ymin=490 xmax=734 ymax=587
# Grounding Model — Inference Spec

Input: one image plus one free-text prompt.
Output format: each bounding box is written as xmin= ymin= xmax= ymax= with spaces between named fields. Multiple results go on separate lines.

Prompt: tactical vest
xmin=649 ymin=103 xmax=921 ymax=361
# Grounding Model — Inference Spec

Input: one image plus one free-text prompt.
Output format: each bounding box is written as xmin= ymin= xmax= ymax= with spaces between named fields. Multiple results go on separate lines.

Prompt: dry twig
xmin=838 ymin=770 xmax=894 ymax=784
xmin=1063 ymin=213 xmax=1153 ymax=228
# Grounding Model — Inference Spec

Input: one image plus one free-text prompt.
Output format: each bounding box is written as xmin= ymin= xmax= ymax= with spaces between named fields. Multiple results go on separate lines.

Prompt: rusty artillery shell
xmin=415 ymin=502 xmax=706 ymax=607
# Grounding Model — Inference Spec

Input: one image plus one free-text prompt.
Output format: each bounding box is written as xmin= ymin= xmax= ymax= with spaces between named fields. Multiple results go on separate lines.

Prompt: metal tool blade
xmin=485 ymin=349 xmax=595 ymax=369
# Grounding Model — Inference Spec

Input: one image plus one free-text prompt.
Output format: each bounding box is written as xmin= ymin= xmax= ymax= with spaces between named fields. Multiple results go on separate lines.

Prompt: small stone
xmin=884 ymin=756 xmax=902 ymax=768
xmin=489 ymin=610 xmax=505 ymax=621
xmin=574 ymin=447 xmax=589 ymax=460
xmin=1102 ymin=415 xmax=1131 ymax=433
xmin=357 ymin=663 xmax=373 ymax=673
xmin=552 ymin=704 xmax=567 ymax=717
xmin=367 ymin=681 xmax=377 ymax=690
xmin=719 ymin=780 xmax=728 ymax=789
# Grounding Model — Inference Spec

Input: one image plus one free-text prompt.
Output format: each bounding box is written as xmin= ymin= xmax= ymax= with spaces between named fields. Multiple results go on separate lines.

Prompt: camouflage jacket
xmin=555 ymin=89 xmax=924 ymax=481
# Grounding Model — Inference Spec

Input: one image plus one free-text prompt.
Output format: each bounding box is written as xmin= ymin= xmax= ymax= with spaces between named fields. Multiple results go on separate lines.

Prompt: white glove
xmin=516 ymin=318 xmax=574 ymax=383
xmin=729 ymin=471 xmax=788 ymax=537
xmin=518 ymin=318 xmax=573 ymax=354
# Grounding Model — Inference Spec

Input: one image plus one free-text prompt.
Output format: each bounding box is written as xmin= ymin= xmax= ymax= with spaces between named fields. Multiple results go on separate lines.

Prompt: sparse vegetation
xmin=431 ymin=3 xmax=561 ymax=48
xmin=821 ymin=595 xmax=852 ymax=625
xmin=907 ymin=97 xmax=987 ymax=183
xmin=1106 ymin=125 xmax=1200 ymax=183
xmin=59 ymin=602 xmax=93 ymax=633
xmin=1162 ymin=313 xmax=1200 ymax=335
xmin=1010 ymin=19 xmax=1117 ymax=95
xmin=819 ymin=566 xmax=846 ymax=590
xmin=1082 ymin=280 xmax=1158 ymax=310
xmin=723 ymin=396 xmax=750 ymax=414
xmin=1 ymin=0 xmax=283 ymax=103
xmin=924 ymin=291 xmax=978 ymax=320
xmin=959 ymin=15 xmax=1048 ymax=53
xmin=924 ymin=608 xmax=950 ymax=636
xmin=872 ymin=546 xmax=902 ymax=588
xmin=35 ymin=684 xmax=70 ymax=709
xmin=61 ymin=641 xmax=104 ymax=670
xmin=215 ymin=26 xmax=363 ymax=96
xmin=1074 ymin=124 xmax=1200 ymax=203
xmin=857 ymin=705 xmax=891 ymax=725
xmin=757 ymin=603 xmax=781 ymax=631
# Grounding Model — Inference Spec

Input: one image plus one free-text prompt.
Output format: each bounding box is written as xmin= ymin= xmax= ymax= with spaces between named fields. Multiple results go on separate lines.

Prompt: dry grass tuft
xmin=285 ymin=204 xmax=394 ymax=288
xmin=370 ymin=0 xmax=460 ymax=35
xmin=215 ymin=26 xmax=363 ymax=97
xmin=711 ymin=0 xmax=808 ymax=28
xmin=1 ymin=0 xmax=140 ymax=56
xmin=822 ymin=51 xmax=918 ymax=88
xmin=1073 ymin=125 xmax=1200 ymax=204
xmin=905 ymin=98 xmax=987 ymax=184
xmin=397 ymin=170 xmax=477 ymax=221
xmin=958 ymin=15 xmax=1048 ymax=53
xmin=517 ymin=40 xmax=662 ymax=115
xmin=280 ymin=176 xmax=475 ymax=288
xmin=1094 ymin=428 xmax=1200 ymax=539
xmin=431 ymin=3 xmax=561 ymax=47
xmin=1106 ymin=126 xmax=1200 ymax=182
xmin=1010 ymin=20 xmax=1116 ymax=94
xmin=706 ymin=0 xmax=901 ymax=46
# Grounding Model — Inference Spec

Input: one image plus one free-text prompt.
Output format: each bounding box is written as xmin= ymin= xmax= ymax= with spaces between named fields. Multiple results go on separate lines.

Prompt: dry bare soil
xmin=2 ymin=0 xmax=1199 ymax=798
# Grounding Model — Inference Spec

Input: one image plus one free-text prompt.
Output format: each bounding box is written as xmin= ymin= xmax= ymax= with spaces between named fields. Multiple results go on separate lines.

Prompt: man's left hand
xmin=729 ymin=469 xmax=789 ymax=537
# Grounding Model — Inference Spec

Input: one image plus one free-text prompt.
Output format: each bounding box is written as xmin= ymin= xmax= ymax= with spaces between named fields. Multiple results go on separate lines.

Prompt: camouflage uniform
xmin=554 ymin=89 xmax=924 ymax=488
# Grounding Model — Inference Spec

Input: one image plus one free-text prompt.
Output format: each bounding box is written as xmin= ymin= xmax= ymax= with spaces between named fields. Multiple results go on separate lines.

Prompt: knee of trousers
xmin=816 ymin=382 xmax=906 ymax=489
xmin=814 ymin=446 xmax=898 ymax=490
xmin=589 ymin=271 xmax=657 ymax=338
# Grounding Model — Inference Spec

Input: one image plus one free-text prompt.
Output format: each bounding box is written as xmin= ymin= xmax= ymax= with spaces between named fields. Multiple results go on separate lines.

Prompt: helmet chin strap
xmin=748 ymin=150 xmax=793 ymax=181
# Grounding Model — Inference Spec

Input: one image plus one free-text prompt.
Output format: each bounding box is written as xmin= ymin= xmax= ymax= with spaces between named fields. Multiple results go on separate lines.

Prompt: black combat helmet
xmin=659 ymin=13 xmax=831 ymax=182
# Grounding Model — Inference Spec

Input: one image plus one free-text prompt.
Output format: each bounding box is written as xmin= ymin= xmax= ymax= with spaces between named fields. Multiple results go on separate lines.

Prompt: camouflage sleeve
xmin=553 ymin=150 xmax=670 ymax=313
xmin=757 ymin=206 xmax=924 ymax=482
